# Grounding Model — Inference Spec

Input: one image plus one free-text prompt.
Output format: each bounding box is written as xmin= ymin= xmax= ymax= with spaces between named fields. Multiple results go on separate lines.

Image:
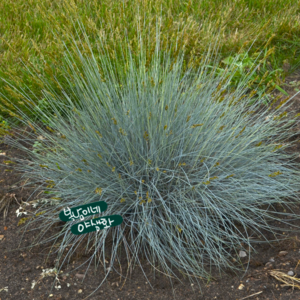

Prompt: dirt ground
xmin=1 ymin=71 xmax=300 ymax=300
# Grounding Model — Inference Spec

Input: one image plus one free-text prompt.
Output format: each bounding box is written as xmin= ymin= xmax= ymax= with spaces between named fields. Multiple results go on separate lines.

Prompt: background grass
xmin=0 ymin=0 xmax=300 ymax=128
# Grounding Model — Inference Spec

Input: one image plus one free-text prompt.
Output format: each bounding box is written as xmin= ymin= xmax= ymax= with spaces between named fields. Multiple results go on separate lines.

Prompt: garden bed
xmin=1 ymin=71 xmax=300 ymax=300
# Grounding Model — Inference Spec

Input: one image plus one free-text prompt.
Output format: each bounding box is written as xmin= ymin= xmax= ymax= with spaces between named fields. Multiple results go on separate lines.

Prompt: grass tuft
xmin=1 ymin=21 xmax=300 ymax=297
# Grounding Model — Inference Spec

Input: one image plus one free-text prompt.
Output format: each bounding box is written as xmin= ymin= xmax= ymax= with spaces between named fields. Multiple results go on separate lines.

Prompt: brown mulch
xmin=1 ymin=71 xmax=300 ymax=300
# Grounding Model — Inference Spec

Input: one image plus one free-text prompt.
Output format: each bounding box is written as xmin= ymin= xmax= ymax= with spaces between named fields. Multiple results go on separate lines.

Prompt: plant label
xmin=59 ymin=201 xmax=108 ymax=222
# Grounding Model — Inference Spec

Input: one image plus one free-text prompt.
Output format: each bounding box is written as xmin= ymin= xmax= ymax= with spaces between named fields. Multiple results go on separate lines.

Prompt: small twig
xmin=295 ymin=259 xmax=300 ymax=272
xmin=20 ymin=177 xmax=30 ymax=193
xmin=245 ymin=270 xmax=266 ymax=278
xmin=12 ymin=193 xmax=21 ymax=206
xmin=239 ymin=290 xmax=263 ymax=300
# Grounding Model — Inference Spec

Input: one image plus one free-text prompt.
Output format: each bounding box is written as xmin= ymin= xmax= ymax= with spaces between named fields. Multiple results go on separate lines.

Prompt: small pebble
xmin=238 ymin=284 xmax=245 ymax=290
xmin=269 ymin=258 xmax=275 ymax=262
xmin=288 ymin=271 xmax=294 ymax=276
xmin=239 ymin=251 xmax=247 ymax=258
xmin=78 ymin=289 xmax=83 ymax=294
xmin=278 ymin=251 xmax=288 ymax=257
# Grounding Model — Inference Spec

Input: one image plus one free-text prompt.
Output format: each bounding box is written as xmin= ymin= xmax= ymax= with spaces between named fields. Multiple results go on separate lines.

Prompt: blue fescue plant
xmin=1 ymin=21 xmax=300 ymax=297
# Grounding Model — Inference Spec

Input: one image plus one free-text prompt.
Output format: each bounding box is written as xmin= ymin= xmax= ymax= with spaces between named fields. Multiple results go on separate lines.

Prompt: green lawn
xmin=0 ymin=0 xmax=300 ymax=127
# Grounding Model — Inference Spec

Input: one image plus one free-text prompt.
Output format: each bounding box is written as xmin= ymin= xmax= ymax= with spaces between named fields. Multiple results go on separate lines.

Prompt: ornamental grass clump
xmin=1 ymin=23 xmax=300 ymax=296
